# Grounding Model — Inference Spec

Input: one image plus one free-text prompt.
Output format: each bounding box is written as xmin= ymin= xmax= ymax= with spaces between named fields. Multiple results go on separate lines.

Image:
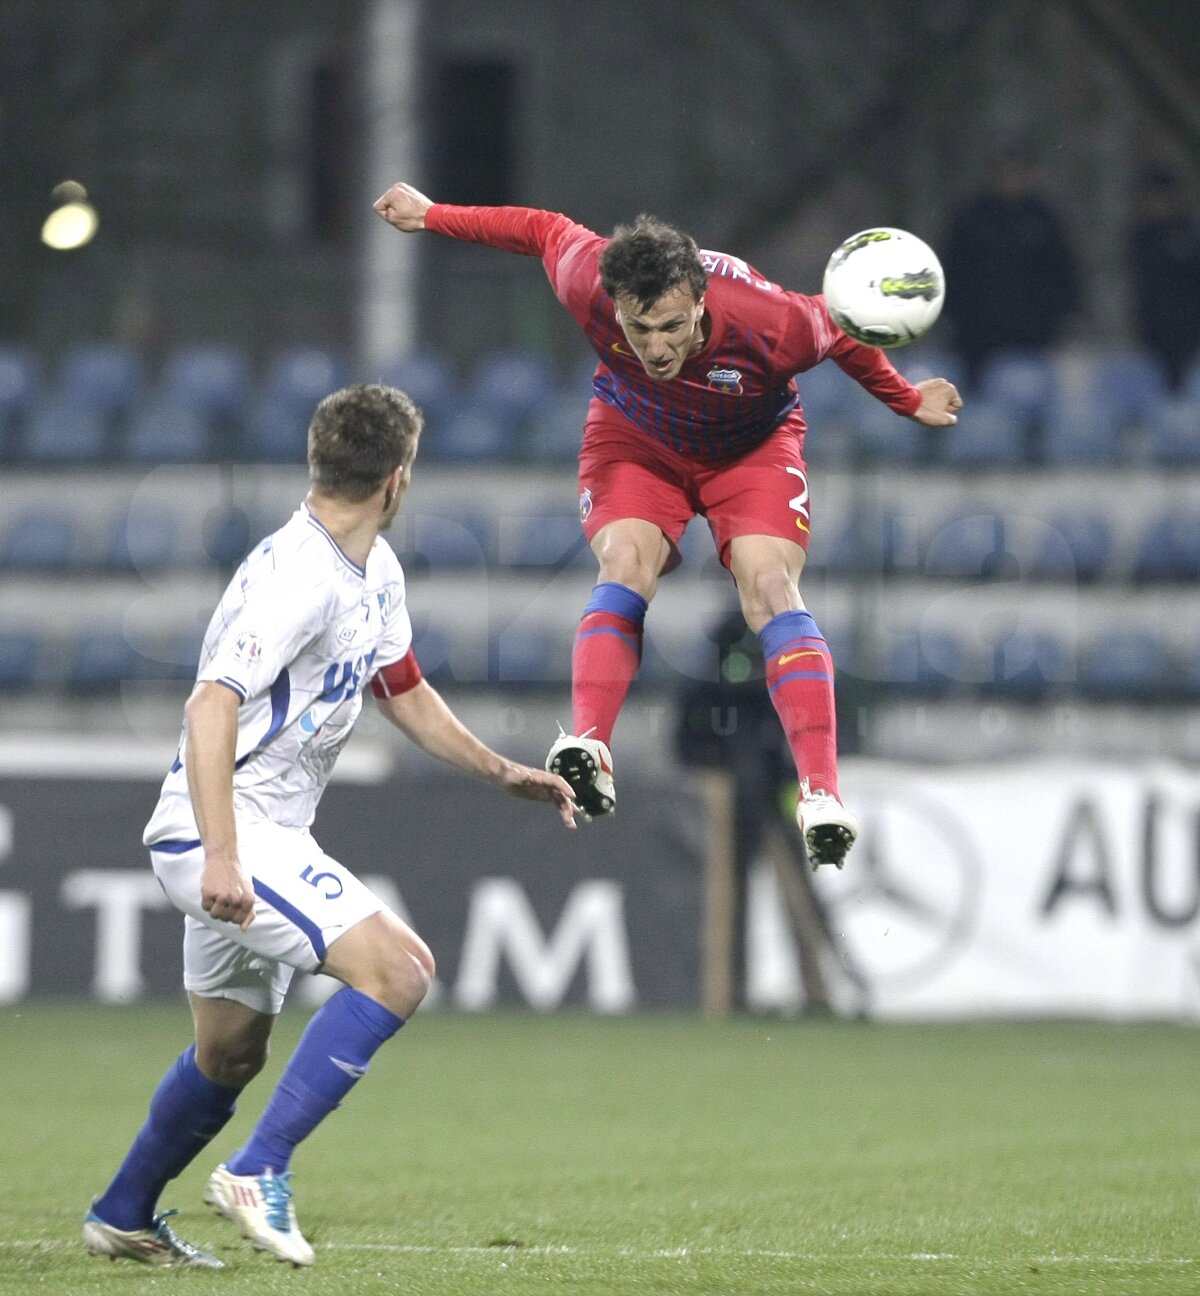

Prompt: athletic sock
xmin=225 ymin=987 xmax=403 ymax=1178
xmin=93 ymin=1045 xmax=240 ymax=1230
xmin=758 ymin=609 xmax=840 ymax=800
xmin=571 ymin=581 xmax=647 ymax=746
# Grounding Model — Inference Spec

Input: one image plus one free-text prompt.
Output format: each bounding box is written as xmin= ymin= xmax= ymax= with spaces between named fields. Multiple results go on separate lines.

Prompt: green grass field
xmin=1 ymin=1005 xmax=1196 ymax=1294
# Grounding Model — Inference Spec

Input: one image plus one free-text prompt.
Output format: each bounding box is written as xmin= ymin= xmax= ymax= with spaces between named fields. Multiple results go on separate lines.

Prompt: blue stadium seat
xmin=203 ymin=505 xmax=257 ymax=568
xmin=402 ymin=511 xmax=491 ymax=569
xmin=527 ymin=387 xmax=590 ymax=462
xmin=979 ymin=350 xmax=1057 ymax=429
xmin=1040 ymin=400 xmax=1123 ymax=465
xmin=1 ymin=509 xmax=79 ymax=569
xmin=1026 ymin=511 xmax=1113 ymax=583
xmin=122 ymin=397 xmax=211 ymax=462
xmin=23 ymin=398 xmax=109 ymax=461
xmin=0 ymin=630 xmax=41 ymax=690
xmin=408 ymin=623 xmax=453 ymax=685
xmin=0 ymin=345 xmax=40 ymax=449
xmin=59 ymin=343 xmax=144 ymax=419
xmin=980 ymin=628 xmax=1071 ymax=700
xmin=935 ymin=399 xmax=1025 ymax=467
xmin=510 ymin=509 xmax=591 ymax=569
xmin=65 ymin=629 xmax=145 ymax=693
xmin=881 ymin=628 xmax=968 ymax=696
xmin=488 ymin=627 xmax=568 ymax=686
xmin=264 ymin=347 xmax=350 ymax=417
xmin=1077 ymin=630 xmax=1172 ymax=701
xmin=1132 ymin=512 xmax=1200 ymax=582
xmin=245 ymin=395 xmax=309 ymax=462
xmin=844 ymin=386 xmax=923 ymax=463
xmin=923 ymin=510 xmax=1010 ymax=580
xmin=469 ymin=351 xmax=556 ymax=424
xmin=161 ymin=345 xmax=251 ymax=421
xmin=106 ymin=507 xmax=180 ymax=572
xmin=1145 ymin=398 xmax=1200 ymax=466
xmin=897 ymin=350 xmax=966 ymax=393
xmin=425 ymin=402 xmax=516 ymax=462
xmin=376 ymin=350 xmax=457 ymax=425
xmin=821 ymin=507 xmax=914 ymax=577
xmin=1176 ymin=643 xmax=1200 ymax=702
xmin=1090 ymin=350 xmax=1169 ymax=429
xmin=796 ymin=360 xmax=853 ymax=428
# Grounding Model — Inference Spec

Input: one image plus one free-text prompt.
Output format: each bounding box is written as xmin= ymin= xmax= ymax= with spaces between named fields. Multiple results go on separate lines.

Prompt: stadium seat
xmin=881 ymin=627 xmax=968 ymax=696
xmin=897 ymin=349 xmax=966 ymax=393
xmin=980 ymin=628 xmax=1072 ymax=700
xmin=106 ymin=507 xmax=180 ymax=572
xmin=202 ymin=505 xmax=257 ymax=569
xmin=161 ymin=344 xmax=251 ymax=421
xmin=376 ymin=350 xmax=457 ymax=425
xmin=22 ymin=398 xmax=109 ymax=461
xmin=1077 ymin=629 xmax=1172 ymax=701
xmin=821 ymin=507 xmax=914 ymax=577
xmin=121 ymin=397 xmax=211 ymax=462
xmin=424 ymin=402 xmax=516 ymax=462
xmin=1040 ymin=400 xmax=1123 ymax=465
xmin=844 ymin=387 xmax=923 ymax=463
xmin=1 ymin=509 xmax=79 ymax=569
xmin=469 ymin=351 xmax=556 ymax=425
xmin=979 ymin=350 xmax=1057 ymax=429
xmin=1025 ymin=511 xmax=1113 ymax=583
xmin=65 ymin=629 xmax=145 ymax=693
xmin=488 ymin=626 xmax=568 ymax=686
xmin=1090 ymin=350 xmax=1169 ymax=430
xmin=0 ymin=345 xmax=40 ymax=451
xmin=923 ymin=510 xmax=1011 ymax=580
xmin=59 ymin=342 xmax=144 ymax=419
xmin=509 ymin=509 xmax=591 ymax=569
xmin=1131 ymin=512 xmax=1200 ymax=582
xmin=1145 ymin=398 xmax=1200 ymax=466
xmin=401 ymin=510 xmax=491 ymax=569
xmin=795 ymin=360 xmax=853 ymax=429
xmin=0 ymin=630 xmax=41 ymax=691
xmin=1175 ymin=643 xmax=1200 ymax=702
xmin=408 ymin=624 xmax=453 ymax=685
xmin=245 ymin=394 xmax=309 ymax=462
xmin=934 ymin=399 xmax=1024 ymax=467
xmin=264 ymin=347 xmax=350 ymax=418
xmin=527 ymin=387 xmax=590 ymax=462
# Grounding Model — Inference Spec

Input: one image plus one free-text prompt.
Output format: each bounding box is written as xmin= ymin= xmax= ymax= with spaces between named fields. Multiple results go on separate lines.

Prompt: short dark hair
xmin=599 ymin=214 xmax=707 ymax=311
xmin=308 ymin=383 xmax=422 ymax=501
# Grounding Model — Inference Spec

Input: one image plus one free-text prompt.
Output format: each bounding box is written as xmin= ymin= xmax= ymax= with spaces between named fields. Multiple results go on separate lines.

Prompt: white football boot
xmin=546 ymin=730 xmax=615 ymax=820
xmin=796 ymin=780 xmax=859 ymax=869
xmin=205 ymin=1164 xmax=314 ymax=1267
xmin=83 ymin=1207 xmax=225 ymax=1268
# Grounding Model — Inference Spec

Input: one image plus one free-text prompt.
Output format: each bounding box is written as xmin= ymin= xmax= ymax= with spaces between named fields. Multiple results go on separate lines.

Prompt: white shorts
xmin=150 ymin=819 xmax=386 ymax=1015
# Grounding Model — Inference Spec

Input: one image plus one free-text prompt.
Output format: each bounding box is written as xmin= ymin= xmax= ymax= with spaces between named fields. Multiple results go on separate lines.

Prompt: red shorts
xmin=577 ymin=401 xmax=812 ymax=569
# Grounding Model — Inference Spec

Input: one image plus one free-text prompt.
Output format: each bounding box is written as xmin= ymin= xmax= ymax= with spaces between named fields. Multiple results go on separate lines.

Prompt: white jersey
xmin=144 ymin=503 xmax=412 ymax=843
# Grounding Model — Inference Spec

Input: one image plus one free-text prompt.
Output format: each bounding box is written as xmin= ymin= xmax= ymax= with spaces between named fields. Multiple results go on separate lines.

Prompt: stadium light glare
xmin=42 ymin=200 xmax=99 ymax=251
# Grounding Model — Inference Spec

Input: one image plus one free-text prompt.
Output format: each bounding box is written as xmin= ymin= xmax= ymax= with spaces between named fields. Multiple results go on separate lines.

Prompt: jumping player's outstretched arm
xmin=374 ymin=677 xmax=579 ymax=828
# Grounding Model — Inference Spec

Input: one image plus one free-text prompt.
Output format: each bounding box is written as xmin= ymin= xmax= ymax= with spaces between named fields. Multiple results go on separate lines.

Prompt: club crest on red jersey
xmin=706 ymin=367 xmax=743 ymax=394
xmin=579 ymin=488 xmax=593 ymax=522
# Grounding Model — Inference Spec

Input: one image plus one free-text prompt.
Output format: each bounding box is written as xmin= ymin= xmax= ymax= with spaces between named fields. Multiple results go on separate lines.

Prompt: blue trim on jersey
xmin=758 ymin=610 xmax=822 ymax=660
xmin=234 ymin=668 xmax=291 ymax=771
xmin=148 ymin=838 xmax=203 ymax=855
xmin=216 ymin=677 xmax=247 ymax=700
xmin=304 ymin=510 xmax=366 ymax=578
xmin=582 ymin=581 xmax=649 ymax=625
xmin=252 ymin=876 xmax=327 ymax=961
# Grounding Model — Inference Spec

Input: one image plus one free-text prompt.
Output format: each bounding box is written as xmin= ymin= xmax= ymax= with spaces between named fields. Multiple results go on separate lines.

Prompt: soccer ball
xmin=821 ymin=227 xmax=945 ymax=348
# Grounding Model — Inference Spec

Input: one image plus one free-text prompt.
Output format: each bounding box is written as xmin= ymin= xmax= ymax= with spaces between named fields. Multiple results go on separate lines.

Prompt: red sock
xmin=571 ymin=583 xmax=647 ymax=746
xmin=759 ymin=611 xmax=840 ymax=800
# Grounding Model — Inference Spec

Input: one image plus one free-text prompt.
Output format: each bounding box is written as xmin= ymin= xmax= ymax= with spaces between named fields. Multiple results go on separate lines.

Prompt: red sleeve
xmin=778 ymin=291 xmax=921 ymax=416
xmin=425 ymin=203 xmax=604 ymax=322
xmin=369 ymin=647 xmax=423 ymax=699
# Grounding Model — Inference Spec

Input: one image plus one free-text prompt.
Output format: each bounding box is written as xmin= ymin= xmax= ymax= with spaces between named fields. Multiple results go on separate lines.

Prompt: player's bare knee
xmin=736 ymin=566 xmax=798 ymax=629
xmin=196 ymin=1037 xmax=270 ymax=1089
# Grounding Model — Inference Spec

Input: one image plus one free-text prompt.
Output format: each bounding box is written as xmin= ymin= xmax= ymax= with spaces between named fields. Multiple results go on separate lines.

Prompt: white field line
xmin=1 ymin=1239 xmax=1196 ymax=1266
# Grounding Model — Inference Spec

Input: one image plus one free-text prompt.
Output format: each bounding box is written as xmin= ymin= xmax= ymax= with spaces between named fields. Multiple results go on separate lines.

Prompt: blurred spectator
xmin=942 ymin=149 xmax=1080 ymax=388
xmin=1127 ymin=167 xmax=1200 ymax=391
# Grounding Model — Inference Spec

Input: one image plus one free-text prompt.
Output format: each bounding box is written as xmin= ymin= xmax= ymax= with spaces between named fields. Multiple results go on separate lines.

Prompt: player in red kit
xmin=374 ymin=182 xmax=962 ymax=867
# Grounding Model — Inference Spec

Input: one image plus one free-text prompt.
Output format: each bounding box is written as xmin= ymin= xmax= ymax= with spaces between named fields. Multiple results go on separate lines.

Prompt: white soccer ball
xmin=821 ymin=227 xmax=945 ymax=348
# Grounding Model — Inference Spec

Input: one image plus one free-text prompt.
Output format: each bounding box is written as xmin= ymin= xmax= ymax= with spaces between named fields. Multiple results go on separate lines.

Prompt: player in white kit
xmin=83 ymin=384 xmax=577 ymax=1269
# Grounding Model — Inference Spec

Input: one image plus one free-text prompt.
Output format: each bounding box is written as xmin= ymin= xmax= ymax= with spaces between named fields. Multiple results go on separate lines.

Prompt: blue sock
xmin=582 ymin=581 xmax=649 ymax=623
xmin=93 ymin=1045 xmax=240 ymax=1230
xmin=226 ymin=987 xmax=403 ymax=1177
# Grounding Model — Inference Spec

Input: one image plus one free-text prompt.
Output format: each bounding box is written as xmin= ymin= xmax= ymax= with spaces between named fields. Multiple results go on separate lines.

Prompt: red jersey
xmin=425 ymin=203 xmax=922 ymax=461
